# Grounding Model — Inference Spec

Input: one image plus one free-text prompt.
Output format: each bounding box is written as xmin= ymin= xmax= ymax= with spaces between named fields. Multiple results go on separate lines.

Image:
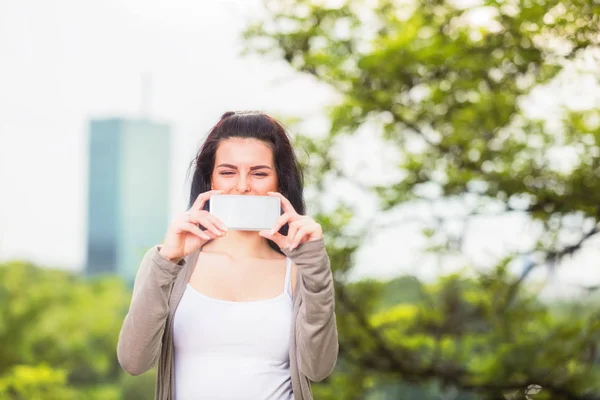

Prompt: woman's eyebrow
xmin=216 ymin=163 xmax=238 ymax=169
xmin=216 ymin=163 xmax=272 ymax=170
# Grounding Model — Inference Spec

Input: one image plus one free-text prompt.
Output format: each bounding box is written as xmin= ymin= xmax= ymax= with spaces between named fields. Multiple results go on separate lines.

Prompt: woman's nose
xmin=236 ymin=176 xmax=250 ymax=194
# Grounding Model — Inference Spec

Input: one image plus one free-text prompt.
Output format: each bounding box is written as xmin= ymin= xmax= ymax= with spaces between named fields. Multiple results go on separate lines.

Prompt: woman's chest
xmin=173 ymin=285 xmax=293 ymax=362
xmin=187 ymin=253 xmax=288 ymax=302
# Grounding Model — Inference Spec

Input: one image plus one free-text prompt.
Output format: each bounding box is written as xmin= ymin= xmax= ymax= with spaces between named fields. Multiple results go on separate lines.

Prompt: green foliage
xmin=0 ymin=261 xmax=154 ymax=400
xmin=245 ymin=0 xmax=600 ymax=398
xmin=0 ymin=364 xmax=76 ymax=400
xmin=246 ymin=0 xmax=600 ymax=219
xmin=323 ymin=270 xmax=600 ymax=399
xmin=120 ymin=369 xmax=156 ymax=400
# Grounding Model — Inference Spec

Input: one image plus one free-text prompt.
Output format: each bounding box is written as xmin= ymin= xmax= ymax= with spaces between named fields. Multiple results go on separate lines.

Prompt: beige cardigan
xmin=117 ymin=238 xmax=338 ymax=400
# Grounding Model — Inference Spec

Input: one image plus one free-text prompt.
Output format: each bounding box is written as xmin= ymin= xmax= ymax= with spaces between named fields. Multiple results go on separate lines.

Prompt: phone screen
xmin=208 ymin=194 xmax=281 ymax=231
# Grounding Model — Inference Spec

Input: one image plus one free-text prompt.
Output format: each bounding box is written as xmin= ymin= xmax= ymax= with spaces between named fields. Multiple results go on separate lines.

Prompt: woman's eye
xmin=254 ymin=173 xmax=268 ymax=177
xmin=220 ymin=172 xmax=235 ymax=176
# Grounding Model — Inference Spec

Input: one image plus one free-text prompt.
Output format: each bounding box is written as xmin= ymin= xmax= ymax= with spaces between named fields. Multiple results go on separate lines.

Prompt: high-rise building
xmin=86 ymin=118 xmax=171 ymax=284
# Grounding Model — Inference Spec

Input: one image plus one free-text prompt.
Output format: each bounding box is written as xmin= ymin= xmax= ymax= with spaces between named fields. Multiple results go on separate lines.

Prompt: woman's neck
xmin=200 ymin=230 xmax=279 ymax=260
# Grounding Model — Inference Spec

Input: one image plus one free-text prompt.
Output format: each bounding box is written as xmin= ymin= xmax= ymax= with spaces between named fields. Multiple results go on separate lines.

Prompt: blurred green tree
xmin=245 ymin=0 xmax=600 ymax=398
xmin=0 ymin=261 xmax=155 ymax=400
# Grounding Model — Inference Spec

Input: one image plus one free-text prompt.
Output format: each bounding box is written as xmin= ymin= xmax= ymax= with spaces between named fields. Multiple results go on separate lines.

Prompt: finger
xmin=190 ymin=189 xmax=223 ymax=211
xmin=258 ymin=230 xmax=287 ymax=249
xmin=177 ymin=210 xmax=195 ymax=222
xmin=290 ymin=225 xmax=312 ymax=250
xmin=270 ymin=212 xmax=295 ymax=235
xmin=193 ymin=211 xmax=228 ymax=232
xmin=205 ymin=213 xmax=228 ymax=232
xmin=179 ymin=221 xmax=211 ymax=241
xmin=267 ymin=191 xmax=297 ymax=215
xmin=203 ymin=229 xmax=219 ymax=240
xmin=286 ymin=219 xmax=303 ymax=248
xmin=192 ymin=215 xmax=224 ymax=237
xmin=188 ymin=210 xmax=226 ymax=235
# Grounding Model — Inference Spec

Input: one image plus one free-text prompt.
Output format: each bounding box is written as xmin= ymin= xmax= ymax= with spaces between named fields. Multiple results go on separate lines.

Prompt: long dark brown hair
xmin=187 ymin=111 xmax=305 ymax=253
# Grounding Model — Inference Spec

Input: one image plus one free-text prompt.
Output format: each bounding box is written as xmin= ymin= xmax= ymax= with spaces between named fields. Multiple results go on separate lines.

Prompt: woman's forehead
xmin=215 ymin=138 xmax=274 ymax=164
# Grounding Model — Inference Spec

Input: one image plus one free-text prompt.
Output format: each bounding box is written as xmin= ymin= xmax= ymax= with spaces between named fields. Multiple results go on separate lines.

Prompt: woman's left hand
xmin=259 ymin=192 xmax=323 ymax=251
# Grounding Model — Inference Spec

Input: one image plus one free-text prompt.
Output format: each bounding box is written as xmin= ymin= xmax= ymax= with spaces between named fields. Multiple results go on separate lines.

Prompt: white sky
xmin=0 ymin=0 xmax=335 ymax=269
xmin=1 ymin=0 xmax=599 ymax=297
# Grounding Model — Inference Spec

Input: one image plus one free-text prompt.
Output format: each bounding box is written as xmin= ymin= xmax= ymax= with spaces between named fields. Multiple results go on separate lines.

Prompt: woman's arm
xmin=117 ymin=246 xmax=186 ymax=376
xmin=286 ymin=238 xmax=339 ymax=382
xmin=117 ymin=190 xmax=226 ymax=374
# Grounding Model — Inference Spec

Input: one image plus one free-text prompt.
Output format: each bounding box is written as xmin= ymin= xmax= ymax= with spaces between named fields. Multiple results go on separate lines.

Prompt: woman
xmin=117 ymin=111 xmax=339 ymax=400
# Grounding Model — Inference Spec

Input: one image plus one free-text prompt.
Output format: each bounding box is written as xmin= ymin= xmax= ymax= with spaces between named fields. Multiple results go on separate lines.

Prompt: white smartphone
xmin=208 ymin=194 xmax=281 ymax=231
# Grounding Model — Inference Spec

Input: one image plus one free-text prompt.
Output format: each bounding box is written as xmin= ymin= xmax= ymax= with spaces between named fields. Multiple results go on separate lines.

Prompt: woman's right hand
xmin=159 ymin=190 xmax=228 ymax=262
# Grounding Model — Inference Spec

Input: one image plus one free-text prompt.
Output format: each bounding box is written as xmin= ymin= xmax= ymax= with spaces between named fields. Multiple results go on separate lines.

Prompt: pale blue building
xmin=86 ymin=118 xmax=171 ymax=284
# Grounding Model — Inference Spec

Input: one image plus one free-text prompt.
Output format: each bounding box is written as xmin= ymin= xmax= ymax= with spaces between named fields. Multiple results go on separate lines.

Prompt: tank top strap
xmin=283 ymin=257 xmax=293 ymax=298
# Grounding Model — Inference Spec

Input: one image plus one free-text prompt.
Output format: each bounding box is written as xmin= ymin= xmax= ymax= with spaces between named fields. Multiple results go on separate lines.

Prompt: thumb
xmin=259 ymin=230 xmax=287 ymax=249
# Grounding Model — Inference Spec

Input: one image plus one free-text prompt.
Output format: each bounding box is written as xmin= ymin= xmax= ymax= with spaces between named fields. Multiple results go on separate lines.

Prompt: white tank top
xmin=173 ymin=257 xmax=294 ymax=400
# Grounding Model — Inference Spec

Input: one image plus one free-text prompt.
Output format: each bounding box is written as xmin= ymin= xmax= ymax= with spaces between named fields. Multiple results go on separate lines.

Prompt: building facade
xmin=86 ymin=118 xmax=171 ymax=284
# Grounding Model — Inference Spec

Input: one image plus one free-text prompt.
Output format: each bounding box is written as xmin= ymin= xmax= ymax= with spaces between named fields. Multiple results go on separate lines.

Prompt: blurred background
xmin=1 ymin=0 xmax=600 ymax=399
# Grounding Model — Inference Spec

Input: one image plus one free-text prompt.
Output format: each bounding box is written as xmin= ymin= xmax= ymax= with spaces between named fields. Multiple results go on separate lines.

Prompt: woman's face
xmin=211 ymin=137 xmax=279 ymax=195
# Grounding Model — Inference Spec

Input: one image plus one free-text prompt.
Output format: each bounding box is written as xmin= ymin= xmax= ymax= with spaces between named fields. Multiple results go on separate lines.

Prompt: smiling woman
xmin=191 ymin=111 xmax=305 ymax=210
xmin=116 ymin=111 xmax=338 ymax=400
xmin=190 ymin=111 xmax=306 ymax=255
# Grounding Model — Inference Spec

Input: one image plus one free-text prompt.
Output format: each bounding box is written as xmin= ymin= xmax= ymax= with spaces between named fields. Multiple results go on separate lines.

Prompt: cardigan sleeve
xmin=284 ymin=238 xmax=339 ymax=381
xmin=116 ymin=245 xmax=185 ymax=376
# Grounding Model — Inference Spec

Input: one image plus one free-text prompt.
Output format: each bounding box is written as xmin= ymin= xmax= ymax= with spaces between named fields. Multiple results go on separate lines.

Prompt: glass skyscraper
xmin=86 ymin=118 xmax=171 ymax=284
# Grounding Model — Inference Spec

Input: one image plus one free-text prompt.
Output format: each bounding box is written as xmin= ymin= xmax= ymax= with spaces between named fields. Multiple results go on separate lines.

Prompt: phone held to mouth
xmin=208 ymin=194 xmax=281 ymax=231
